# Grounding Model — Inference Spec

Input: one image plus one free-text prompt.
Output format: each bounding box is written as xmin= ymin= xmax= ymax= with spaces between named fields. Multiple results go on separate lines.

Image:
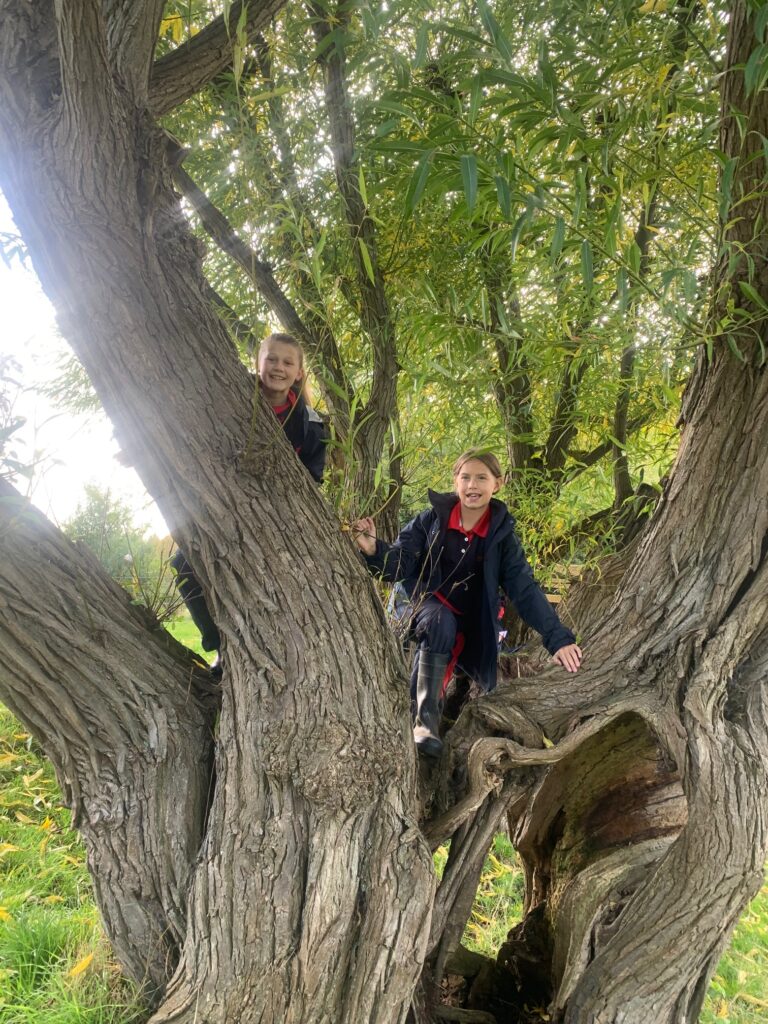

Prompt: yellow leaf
xmin=159 ymin=16 xmax=183 ymax=44
xmin=716 ymin=998 xmax=729 ymax=1018
xmin=0 ymin=843 xmax=20 ymax=856
xmin=68 ymin=953 xmax=95 ymax=978
xmin=0 ymin=753 xmax=19 ymax=765
xmin=13 ymin=732 xmax=30 ymax=740
xmin=736 ymin=993 xmax=768 ymax=1009
xmin=39 ymin=816 xmax=54 ymax=831
xmin=638 ymin=0 xmax=668 ymax=10
xmin=43 ymin=894 xmax=64 ymax=904
xmin=0 ymin=907 xmax=12 ymax=921
xmin=14 ymin=811 xmax=34 ymax=824
xmin=23 ymin=768 xmax=44 ymax=785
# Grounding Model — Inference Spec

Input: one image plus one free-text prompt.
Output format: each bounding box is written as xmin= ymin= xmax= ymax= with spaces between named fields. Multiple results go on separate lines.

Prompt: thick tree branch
xmin=0 ymin=481 xmax=216 ymax=995
xmin=150 ymin=0 xmax=286 ymax=116
xmin=104 ymin=0 xmax=166 ymax=101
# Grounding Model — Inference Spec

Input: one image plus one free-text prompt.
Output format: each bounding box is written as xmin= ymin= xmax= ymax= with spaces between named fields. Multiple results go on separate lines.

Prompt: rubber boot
xmin=413 ymin=651 xmax=449 ymax=758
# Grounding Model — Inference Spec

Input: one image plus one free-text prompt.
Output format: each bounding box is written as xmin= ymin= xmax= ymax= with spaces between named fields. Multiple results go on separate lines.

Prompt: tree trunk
xmin=0 ymin=3 xmax=431 ymax=1021
xmin=0 ymin=2 xmax=766 ymax=1024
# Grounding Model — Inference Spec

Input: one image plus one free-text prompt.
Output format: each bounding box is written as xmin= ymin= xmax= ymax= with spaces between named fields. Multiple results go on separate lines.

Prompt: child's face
xmin=258 ymin=340 xmax=303 ymax=399
xmin=454 ymin=458 xmax=500 ymax=512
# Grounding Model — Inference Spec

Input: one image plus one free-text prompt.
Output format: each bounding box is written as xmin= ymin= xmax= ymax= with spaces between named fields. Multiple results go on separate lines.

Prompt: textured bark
xmin=0 ymin=3 xmax=431 ymax=1022
xmin=0 ymin=2 xmax=767 ymax=1024
xmin=0 ymin=481 xmax=215 ymax=993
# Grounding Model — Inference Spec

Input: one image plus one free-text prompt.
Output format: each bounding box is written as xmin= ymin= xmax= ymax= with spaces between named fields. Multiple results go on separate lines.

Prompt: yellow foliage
xmin=14 ymin=811 xmax=34 ymax=824
xmin=68 ymin=952 xmax=95 ymax=978
xmin=638 ymin=0 xmax=669 ymax=10
xmin=0 ymin=907 xmax=12 ymax=921
xmin=159 ymin=16 xmax=183 ymax=43
xmin=736 ymin=992 xmax=768 ymax=1008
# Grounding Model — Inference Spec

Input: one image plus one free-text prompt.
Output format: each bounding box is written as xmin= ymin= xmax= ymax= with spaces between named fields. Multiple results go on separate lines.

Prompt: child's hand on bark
xmin=553 ymin=643 xmax=582 ymax=673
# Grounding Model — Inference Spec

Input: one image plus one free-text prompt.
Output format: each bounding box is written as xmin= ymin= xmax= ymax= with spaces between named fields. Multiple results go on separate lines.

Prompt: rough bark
xmin=0 ymin=481 xmax=216 ymax=994
xmin=1 ymin=2 xmax=767 ymax=1024
xmin=0 ymin=3 xmax=432 ymax=1022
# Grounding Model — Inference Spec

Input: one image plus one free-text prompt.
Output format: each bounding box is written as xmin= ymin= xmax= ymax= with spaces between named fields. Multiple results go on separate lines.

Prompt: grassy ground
xmin=1 ymin=619 xmax=766 ymax=1022
xmin=0 ymin=704 xmax=146 ymax=1023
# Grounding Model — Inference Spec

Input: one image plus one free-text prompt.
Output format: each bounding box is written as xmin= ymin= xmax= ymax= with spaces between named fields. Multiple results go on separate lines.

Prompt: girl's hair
xmin=452 ymin=449 xmax=503 ymax=480
xmin=258 ymin=332 xmax=314 ymax=405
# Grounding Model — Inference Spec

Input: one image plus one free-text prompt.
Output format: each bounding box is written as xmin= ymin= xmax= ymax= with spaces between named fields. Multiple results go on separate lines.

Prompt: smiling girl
xmin=353 ymin=449 xmax=581 ymax=757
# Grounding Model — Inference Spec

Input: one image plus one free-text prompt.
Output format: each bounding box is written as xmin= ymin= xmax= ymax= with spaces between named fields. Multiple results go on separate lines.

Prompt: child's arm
xmin=352 ymin=511 xmax=430 ymax=583
xmin=499 ymin=529 xmax=581 ymax=670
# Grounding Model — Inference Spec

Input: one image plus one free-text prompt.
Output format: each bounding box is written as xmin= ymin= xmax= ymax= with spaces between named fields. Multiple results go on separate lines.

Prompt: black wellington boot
xmin=413 ymin=651 xmax=449 ymax=758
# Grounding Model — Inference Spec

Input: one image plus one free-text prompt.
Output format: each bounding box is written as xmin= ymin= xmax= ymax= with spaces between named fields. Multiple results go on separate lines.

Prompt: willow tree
xmin=0 ymin=3 xmax=766 ymax=1024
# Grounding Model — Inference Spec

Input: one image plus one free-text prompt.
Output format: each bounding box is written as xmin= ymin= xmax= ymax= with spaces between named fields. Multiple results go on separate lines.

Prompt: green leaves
xmin=461 ymin=153 xmax=478 ymax=213
xmin=477 ymin=0 xmax=514 ymax=65
xmin=744 ymin=42 xmax=768 ymax=96
xmin=358 ymin=238 xmax=376 ymax=285
xmin=405 ymin=150 xmax=434 ymax=214
xmin=738 ymin=280 xmax=768 ymax=312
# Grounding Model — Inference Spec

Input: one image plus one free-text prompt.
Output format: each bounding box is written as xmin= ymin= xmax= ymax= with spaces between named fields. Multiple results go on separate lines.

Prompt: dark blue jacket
xmin=365 ymin=491 xmax=575 ymax=691
xmin=277 ymin=387 xmax=327 ymax=484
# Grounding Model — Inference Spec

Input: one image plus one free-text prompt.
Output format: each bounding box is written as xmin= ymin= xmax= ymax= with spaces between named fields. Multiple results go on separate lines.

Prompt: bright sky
xmin=0 ymin=192 xmax=169 ymax=536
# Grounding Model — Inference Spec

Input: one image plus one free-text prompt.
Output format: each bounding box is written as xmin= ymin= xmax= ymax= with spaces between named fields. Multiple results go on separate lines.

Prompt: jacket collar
xmin=427 ymin=490 xmax=512 ymax=540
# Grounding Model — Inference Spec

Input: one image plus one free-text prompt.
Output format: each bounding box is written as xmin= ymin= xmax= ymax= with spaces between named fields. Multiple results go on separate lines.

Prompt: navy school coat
xmin=364 ymin=490 xmax=576 ymax=691
xmin=277 ymin=387 xmax=327 ymax=484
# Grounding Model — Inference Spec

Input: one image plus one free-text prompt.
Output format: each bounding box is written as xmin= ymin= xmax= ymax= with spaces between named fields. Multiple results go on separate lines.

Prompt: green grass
xmin=2 ymin=677 xmax=767 ymax=1022
xmin=0 ymin=706 xmax=146 ymax=1023
xmin=164 ymin=613 xmax=206 ymax=658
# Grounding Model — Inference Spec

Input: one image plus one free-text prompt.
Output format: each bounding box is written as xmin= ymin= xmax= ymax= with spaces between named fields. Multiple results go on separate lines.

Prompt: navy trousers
xmin=408 ymin=597 xmax=459 ymax=701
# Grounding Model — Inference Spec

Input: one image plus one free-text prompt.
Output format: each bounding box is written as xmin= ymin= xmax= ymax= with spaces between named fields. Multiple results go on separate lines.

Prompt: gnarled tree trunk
xmin=0 ymin=2 xmax=766 ymax=1023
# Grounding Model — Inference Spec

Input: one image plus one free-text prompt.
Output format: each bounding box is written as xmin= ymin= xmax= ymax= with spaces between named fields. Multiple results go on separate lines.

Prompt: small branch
xmin=173 ymin=163 xmax=351 ymax=430
xmin=150 ymin=0 xmax=287 ymax=116
xmin=568 ymin=413 xmax=652 ymax=475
